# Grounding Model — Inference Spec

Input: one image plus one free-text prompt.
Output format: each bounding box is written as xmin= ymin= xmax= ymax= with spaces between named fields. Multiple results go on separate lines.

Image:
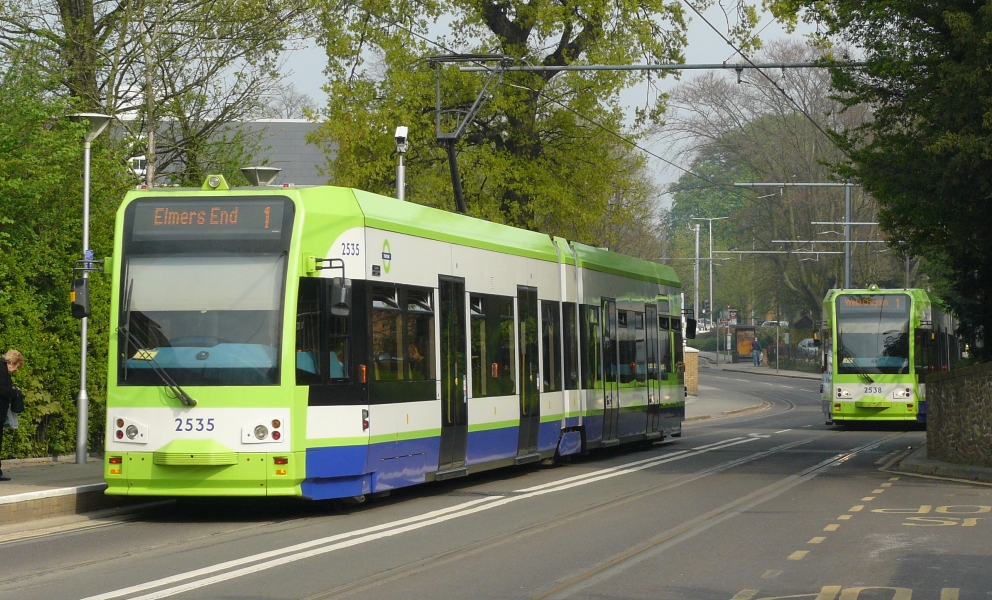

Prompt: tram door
xmin=602 ymin=299 xmax=620 ymax=444
xmin=645 ymin=304 xmax=661 ymax=434
xmin=517 ymin=287 xmax=540 ymax=457
xmin=438 ymin=277 xmax=468 ymax=472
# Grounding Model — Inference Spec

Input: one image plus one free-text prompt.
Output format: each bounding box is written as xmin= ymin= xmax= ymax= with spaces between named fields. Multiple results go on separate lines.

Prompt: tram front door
xmin=602 ymin=299 xmax=620 ymax=445
xmin=646 ymin=304 xmax=661 ymax=435
xmin=437 ymin=277 xmax=467 ymax=473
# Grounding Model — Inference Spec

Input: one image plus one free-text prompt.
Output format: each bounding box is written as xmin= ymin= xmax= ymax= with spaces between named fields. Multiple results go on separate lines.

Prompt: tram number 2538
xmin=863 ymin=386 xmax=883 ymax=395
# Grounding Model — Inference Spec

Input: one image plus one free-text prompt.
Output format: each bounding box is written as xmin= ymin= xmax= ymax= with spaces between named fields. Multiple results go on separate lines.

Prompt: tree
xmin=0 ymin=0 xmax=315 ymax=184
xmin=768 ymin=0 xmax=992 ymax=357
xmin=310 ymin=0 xmax=695 ymax=242
xmin=0 ymin=47 xmax=133 ymax=458
xmin=657 ymin=40 xmax=908 ymax=322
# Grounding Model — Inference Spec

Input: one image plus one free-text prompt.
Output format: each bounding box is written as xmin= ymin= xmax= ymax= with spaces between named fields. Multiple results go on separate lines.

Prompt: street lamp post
xmin=395 ymin=126 xmax=408 ymax=201
xmin=692 ymin=217 xmax=729 ymax=363
xmin=68 ymin=112 xmax=112 ymax=465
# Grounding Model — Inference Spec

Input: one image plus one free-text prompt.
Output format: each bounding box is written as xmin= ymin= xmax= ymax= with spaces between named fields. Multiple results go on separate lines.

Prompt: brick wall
xmin=685 ymin=347 xmax=699 ymax=396
xmin=927 ymin=361 xmax=992 ymax=467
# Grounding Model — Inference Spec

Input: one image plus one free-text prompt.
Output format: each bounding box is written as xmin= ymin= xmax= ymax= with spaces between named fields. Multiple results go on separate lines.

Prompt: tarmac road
xmin=0 ymin=369 xmax=988 ymax=600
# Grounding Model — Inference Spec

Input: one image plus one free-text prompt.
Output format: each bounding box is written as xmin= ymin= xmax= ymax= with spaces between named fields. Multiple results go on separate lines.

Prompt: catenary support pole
xmin=844 ymin=183 xmax=852 ymax=288
xmin=694 ymin=224 xmax=700 ymax=327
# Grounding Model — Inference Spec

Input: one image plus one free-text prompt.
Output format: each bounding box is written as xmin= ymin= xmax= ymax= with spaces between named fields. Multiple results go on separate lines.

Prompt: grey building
xmin=241 ymin=119 xmax=332 ymax=186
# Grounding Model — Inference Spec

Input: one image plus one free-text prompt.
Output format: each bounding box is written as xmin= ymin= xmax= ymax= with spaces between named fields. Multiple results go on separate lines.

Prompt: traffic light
xmin=702 ymin=299 xmax=710 ymax=312
xmin=71 ymin=278 xmax=90 ymax=319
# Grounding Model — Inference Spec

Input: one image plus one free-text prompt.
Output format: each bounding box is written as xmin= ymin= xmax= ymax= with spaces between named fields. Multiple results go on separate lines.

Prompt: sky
xmin=277 ymin=5 xmax=814 ymax=199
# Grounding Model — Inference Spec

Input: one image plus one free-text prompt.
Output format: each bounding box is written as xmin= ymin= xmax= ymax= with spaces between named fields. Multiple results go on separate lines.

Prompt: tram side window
xmin=645 ymin=307 xmax=658 ymax=383
xmin=470 ymin=294 xmax=516 ymax=397
xmin=541 ymin=300 xmax=562 ymax=392
xmin=659 ymin=317 xmax=672 ymax=375
xmin=372 ymin=286 xmax=404 ymax=381
xmin=633 ymin=311 xmax=647 ymax=385
xmin=295 ymin=278 xmax=322 ymax=385
xmin=914 ymin=329 xmax=930 ymax=374
xmin=618 ymin=311 xmax=633 ymax=384
xmin=580 ymin=305 xmax=602 ymax=389
xmin=407 ymin=290 xmax=435 ymax=380
xmin=562 ymin=303 xmax=579 ymax=390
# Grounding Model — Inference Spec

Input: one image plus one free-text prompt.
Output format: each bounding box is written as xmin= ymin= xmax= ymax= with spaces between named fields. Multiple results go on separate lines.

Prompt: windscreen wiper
xmin=839 ymin=345 xmax=875 ymax=384
xmin=118 ymin=285 xmax=196 ymax=407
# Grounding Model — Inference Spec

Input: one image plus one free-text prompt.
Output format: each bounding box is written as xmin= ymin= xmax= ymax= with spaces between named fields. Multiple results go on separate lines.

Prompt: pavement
xmin=696 ymin=349 xmax=821 ymax=380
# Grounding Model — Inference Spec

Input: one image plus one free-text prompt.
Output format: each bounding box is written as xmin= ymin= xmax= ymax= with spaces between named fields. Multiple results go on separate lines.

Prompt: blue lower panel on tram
xmin=538 ymin=421 xmax=561 ymax=452
xmin=617 ymin=408 xmax=648 ymax=438
xmin=466 ymin=427 xmax=518 ymax=465
xmin=367 ymin=437 xmax=439 ymax=491
xmin=584 ymin=413 xmax=603 ymax=443
xmin=557 ymin=431 xmax=582 ymax=457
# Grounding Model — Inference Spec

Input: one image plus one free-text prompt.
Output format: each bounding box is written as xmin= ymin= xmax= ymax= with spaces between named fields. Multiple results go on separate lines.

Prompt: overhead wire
xmin=681 ymin=0 xmax=841 ymax=151
xmin=355 ymin=11 xmax=742 ymax=194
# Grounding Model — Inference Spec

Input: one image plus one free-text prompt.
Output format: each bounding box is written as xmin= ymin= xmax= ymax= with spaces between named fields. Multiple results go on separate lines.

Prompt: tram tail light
xmin=274 ymin=457 xmax=288 ymax=465
xmin=109 ymin=456 xmax=122 ymax=464
xmin=362 ymin=409 xmax=370 ymax=431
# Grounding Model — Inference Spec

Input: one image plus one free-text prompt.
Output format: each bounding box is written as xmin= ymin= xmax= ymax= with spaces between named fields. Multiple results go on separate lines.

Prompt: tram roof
xmin=353 ymin=190 xmax=679 ymax=287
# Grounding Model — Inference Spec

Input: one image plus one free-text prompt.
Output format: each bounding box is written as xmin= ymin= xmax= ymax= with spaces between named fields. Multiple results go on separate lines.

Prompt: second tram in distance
xmin=819 ymin=286 xmax=958 ymax=425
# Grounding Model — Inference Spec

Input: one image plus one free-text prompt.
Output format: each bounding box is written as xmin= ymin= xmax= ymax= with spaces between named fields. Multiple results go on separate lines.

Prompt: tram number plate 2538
xmin=863 ymin=386 xmax=883 ymax=395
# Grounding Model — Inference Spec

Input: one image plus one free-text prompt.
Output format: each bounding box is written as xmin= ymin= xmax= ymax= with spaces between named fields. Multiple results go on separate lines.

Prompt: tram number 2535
xmin=863 ymin=386 xmax=883 ymax=395
xmin=341 ymin=243 xmax=360 ymax=256
xmin=175 ymin=418 xmax=216 ymax=432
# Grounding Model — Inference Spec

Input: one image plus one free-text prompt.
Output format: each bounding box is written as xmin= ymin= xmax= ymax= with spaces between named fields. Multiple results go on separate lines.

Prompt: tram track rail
xmin=527 ymin=432 xmax=907 ymax=600
xmin=300 ymin=430 xmax=871 ymax=600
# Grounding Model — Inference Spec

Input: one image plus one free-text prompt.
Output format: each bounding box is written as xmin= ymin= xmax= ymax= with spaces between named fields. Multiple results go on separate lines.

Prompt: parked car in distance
xmin=759 ymin=320 xmax=789 ymax=328
xmin=798 ymin=338 xmax=818 ymax=355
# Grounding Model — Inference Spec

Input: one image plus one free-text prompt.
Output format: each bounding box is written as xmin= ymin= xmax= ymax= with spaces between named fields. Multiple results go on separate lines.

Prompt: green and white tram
xmin=104 ymin=177 xmax=691 ymax=499
xmin=818 ymin=286 xmax=958 ymax=425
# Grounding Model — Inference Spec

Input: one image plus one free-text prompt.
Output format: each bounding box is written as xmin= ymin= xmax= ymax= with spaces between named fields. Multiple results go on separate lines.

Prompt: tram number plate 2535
xmin=174 ymin=417 xmax=215 ymax=432
xmin=863 ymin=386 xmax=883 ymax=395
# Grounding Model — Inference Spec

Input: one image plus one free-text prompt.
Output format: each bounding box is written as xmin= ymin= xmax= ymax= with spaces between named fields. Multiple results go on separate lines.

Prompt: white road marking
xmin=691 ymin=437 xmax=745 ymax=451
xmin=85 ymin=435 xmax=770 ymax=600
xmin=775 ymin=429 xmax=792 ymax=434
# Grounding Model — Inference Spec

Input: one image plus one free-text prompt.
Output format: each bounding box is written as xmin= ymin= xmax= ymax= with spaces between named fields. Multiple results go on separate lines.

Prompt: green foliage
xmin=310 ymin=0 xmax=692 ymax=247
xmin=768 ymin=0 xmax=992 ymax=358
xmin=0 ymin=51 xmax=133 ymax=458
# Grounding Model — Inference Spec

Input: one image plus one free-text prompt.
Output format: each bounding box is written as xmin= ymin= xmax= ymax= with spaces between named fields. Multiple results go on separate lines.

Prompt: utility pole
xmin=692 ymin=217 xmax=729 ymax=363
xmin=693 ymin=224 xmax=700 ymax=328
xmin=734 ymin=182 xmax=862 ymax=289
xmin=844 ymin=183 xmax=852 ymax=288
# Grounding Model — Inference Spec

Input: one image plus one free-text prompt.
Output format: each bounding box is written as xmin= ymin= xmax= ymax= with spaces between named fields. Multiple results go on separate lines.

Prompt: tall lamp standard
xmin=691 ymin=216 xmax=729 ymax=363
xmin=68 ymin=112 xmax=112 ymax=465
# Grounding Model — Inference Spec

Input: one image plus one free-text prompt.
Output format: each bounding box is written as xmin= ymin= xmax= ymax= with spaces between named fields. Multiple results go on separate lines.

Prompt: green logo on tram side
xmin=382 ymin=239 xmax=392 ymax=274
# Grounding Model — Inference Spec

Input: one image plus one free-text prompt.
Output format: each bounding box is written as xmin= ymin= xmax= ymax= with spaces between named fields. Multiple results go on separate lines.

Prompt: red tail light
xmin=273 ymin=457 xmax=288 ymax=465
xmin=109 ymin=456 xmax=123 ymax=464
xmin=272 ymin=431 xmax=281 ymax=441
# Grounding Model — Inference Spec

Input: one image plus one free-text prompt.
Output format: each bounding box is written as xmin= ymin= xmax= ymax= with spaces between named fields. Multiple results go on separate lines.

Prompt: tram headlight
xmin=254 ymin=425 xmax=269 ymax=440
xmin=125 ymin=424 xmax=139 ymax=439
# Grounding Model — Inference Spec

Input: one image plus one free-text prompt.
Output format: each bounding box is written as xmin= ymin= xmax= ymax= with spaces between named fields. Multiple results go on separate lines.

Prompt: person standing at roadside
xmin=0 ymin=349 xmax=25 ymax=481
xmin=751 ymin=337 xmax=762 ymax=367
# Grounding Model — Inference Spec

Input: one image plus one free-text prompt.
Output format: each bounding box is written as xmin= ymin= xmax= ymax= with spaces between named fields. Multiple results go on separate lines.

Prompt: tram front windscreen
xmin=118 ymin=197 xmax=294 ymax=386
xmin=835 ymin=294 xmax=911 ymax=375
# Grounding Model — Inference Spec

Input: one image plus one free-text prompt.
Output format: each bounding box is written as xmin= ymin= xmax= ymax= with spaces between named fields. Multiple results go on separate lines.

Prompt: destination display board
xmin=131 ymin=199 xmax=287 ymax=241
xmin=836 ymin=294 xmax=910 ymax=318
